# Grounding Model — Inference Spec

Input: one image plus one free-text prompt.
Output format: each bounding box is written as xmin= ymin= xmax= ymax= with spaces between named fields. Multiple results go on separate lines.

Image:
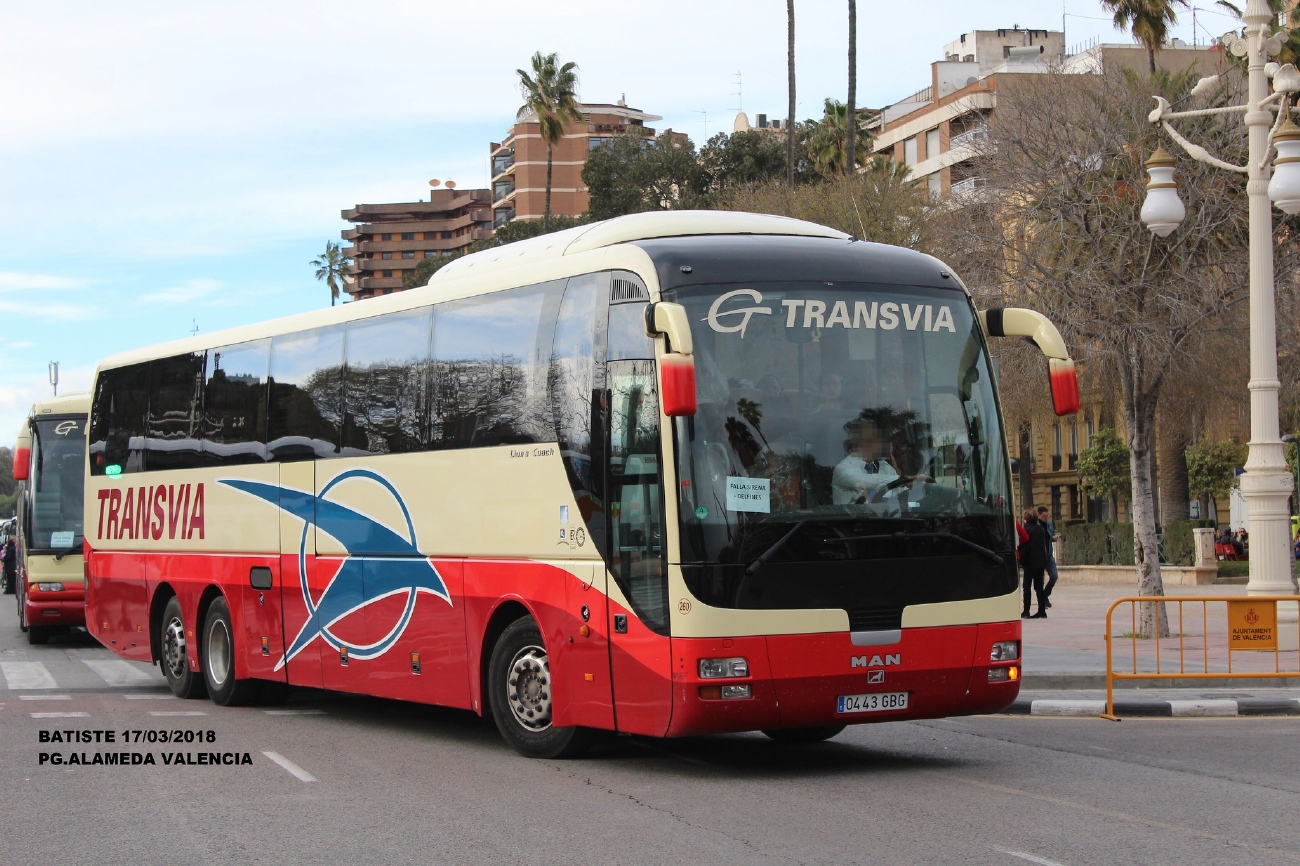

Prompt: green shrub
xmin=1061 ymin=521 xmax=1134 ymax=565
xmin=1161 ymin=519 xmax=1214 ymax=566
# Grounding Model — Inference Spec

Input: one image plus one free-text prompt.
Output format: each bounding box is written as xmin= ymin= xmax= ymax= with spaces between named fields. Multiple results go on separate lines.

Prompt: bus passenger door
xmin=278 ymin=461 xmax=321 ymax=688
xmin=605 ymin=357 xmax=673 ymax=736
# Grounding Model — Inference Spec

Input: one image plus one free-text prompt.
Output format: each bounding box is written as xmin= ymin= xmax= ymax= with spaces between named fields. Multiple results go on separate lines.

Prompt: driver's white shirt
xmin=832 ymin=455 xmax=899 ymax=504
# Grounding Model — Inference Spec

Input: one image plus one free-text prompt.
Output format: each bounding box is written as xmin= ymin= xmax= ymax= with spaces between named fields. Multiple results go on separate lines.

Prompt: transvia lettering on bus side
xmin=96 ymin=483 xmax=206 ymax=541
xmin=219 ymin=469 xmax=450 ymax=669
xmin=704 ymin=289 xmax=957 ymax=337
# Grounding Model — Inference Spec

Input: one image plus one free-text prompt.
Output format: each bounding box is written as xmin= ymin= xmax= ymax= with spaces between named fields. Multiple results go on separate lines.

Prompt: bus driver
xmin=832 ymin=419 xmax=900 ymax=505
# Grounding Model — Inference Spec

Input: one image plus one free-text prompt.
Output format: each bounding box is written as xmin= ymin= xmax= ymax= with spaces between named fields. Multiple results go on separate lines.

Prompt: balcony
xmin=949 ymin=176 xmax=989 ymax=202
xmin=494 ymin=209 xmax=515 ymax=228
xmin=949 ymin=125 xmax=989 ymax=151
xmin=493 ymin=181 xmax=516 ymax=203
xmin=492 ymin=152 xmax=515 ymax=178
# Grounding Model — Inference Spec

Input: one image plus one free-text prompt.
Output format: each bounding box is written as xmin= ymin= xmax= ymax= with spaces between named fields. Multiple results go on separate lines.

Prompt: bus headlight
xmin=990 ymin=641 xmax=1019 ymax=662
xmin=698 ymin=657 xmax=749 ymax=678
xmin=37 ymin=582 xmax=65 ymax=593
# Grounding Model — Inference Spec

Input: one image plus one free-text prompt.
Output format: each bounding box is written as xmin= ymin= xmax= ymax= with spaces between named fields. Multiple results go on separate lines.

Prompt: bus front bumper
xmin=667 ymin=621 xmax=1022 ymax=737
xmin=23 ymin=584 xmax=86 ymax=627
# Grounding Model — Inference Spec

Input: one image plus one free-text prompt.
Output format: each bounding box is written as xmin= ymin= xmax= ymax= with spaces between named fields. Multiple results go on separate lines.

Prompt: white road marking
xmin=1001 ymin=850 xmax=1071 ymax=866
xmin=19 ymin=694 xmax=71 ymax=701
xmin=149 ymin=711 xmax=208 ymax=717
xmin=123 ymin=694 xmax=176 ymax=700
xmin=1 ymin=661 xmax=58 ymax=690
xmin=263 ymin=709 xmax=326 ymax=715
xmin=263 ymin=751 xmax=317 ymax=782
xmin=82 ymin=659 xmax=156 ymax=686
xmin=30 ymin=712 xmax=90 ymax=718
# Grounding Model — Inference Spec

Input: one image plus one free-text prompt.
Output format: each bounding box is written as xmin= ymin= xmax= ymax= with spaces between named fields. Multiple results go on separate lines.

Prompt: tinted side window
xmin=204 ymin=339 xmax=270 ymax=465
xmin=267 ymin=325 xmax=345 ymax=460
xmin=549 ymin=273 xmax=607 ymax=557
xmin=431 ymin=283 xmax=562 ymax=449
xmin=89 ymin=364 xmax=149 ymax=476
xmin=146 ymin=353 xmax=205 ymax=471
xmin=343 ymin=308 xmax=434 ymax=455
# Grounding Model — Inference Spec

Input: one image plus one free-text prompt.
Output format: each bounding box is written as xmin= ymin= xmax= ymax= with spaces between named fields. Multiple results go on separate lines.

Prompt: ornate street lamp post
xmin=1142 ymin=0 xmax=1299 ymax=604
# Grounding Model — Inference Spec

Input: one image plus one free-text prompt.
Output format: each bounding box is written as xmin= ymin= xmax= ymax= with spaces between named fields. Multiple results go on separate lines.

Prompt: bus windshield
xmin=30 ymin=417 xmax=86 ymax=552
xmin=664 ymin=281 xmax=1015 ymax=616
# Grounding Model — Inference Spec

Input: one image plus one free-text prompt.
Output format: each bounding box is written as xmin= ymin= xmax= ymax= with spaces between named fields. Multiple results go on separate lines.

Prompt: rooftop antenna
xmin=694 ymin=109 xmax=708 ymax=139
xmin=48 ymin=361 xmax=58 ymax=397
xmin=191 ymin=318 xmax=199 ymax=336
xmin=732 ymin=70 xmax=743 ymax=113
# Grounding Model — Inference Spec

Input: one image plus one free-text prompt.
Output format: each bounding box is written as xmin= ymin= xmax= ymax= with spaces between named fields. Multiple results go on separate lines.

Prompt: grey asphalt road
xmin=2 ymin=600 xmax=1297 ymax=866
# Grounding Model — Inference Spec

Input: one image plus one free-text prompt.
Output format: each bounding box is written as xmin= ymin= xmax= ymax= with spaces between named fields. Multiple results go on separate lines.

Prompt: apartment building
xmin=873 ymin=28 xmax=1223 ymax=201
xmin=340 ymin=187 xmax=493 ymax=301
xmin=489 ymin=100 xmax=663 ymax=226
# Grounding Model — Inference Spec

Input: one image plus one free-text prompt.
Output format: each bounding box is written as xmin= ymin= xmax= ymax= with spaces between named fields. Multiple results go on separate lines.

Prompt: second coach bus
xmin=14 ymin=392 xmax=90 ymax=644
xmin=85 ymin=211 xmax=1078 ymax=757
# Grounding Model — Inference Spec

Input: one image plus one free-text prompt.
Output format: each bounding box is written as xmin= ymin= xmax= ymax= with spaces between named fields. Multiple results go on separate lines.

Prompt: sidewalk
xmin=1007 ymin=582 xmax=1300 ymax=717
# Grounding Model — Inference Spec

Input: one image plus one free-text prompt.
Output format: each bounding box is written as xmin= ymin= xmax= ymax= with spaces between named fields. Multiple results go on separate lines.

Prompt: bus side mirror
xmin=646 ymin=302 xmax=697 ymax=417
xmin=13 ymin=447 xmax=29 ymax=481
xmin=980 ymin=307 xmax=1080 ymax=417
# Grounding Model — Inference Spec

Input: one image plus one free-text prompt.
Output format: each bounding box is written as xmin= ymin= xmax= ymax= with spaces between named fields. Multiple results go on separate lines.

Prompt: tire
xmin=488 ymin=616 xmax=594 ymax=759
xmin=27 ymin=624 xmax=51 ymax=645
xmin=200 ymin=596 xmax=259 ymax=706
xmin=762 ymin=725 xmax=846 ymax=745
xmin=159 ymin=596 xmax=206 ymax=699
xmin=17 ymin=589 xmax=28 ymax=632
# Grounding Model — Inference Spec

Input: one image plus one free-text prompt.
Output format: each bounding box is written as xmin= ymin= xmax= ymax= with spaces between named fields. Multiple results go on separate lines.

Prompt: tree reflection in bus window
xmin=608 ymin=359 xmax=667 ymax=632
xmin=267 ymin=325 xmax=345 ymax=460
xmin=203 ymin=339 xmax=270 ymax=466
xmin=342 ymin=308 xmax=434 ymax=455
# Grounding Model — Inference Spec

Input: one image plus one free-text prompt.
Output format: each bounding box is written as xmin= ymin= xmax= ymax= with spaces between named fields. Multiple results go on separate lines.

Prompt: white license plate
xmin=837 ymin=691 xmax=909 ymax=714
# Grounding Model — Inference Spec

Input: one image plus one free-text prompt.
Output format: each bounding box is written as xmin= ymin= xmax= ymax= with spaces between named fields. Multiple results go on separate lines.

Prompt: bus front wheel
xmin=201 ymin=596 xmax=260 ymax=707
xmin=159 ymin=596 xmax=206 ymax=699
xmin=488 ymin=616 xmax=594 ymax=759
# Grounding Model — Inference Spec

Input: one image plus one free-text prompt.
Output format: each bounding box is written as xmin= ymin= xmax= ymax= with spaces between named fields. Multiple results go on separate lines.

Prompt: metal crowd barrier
xmin=1102 ymin=595 xmax=1300 ymax=720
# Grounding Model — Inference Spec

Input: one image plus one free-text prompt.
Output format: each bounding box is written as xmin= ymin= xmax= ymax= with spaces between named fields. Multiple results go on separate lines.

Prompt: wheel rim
xmin=206 ymin=617 xmax=231 ymax=688
xmin=506 ymin=644 xmax=552 ymax=732
xmin=162 ymin=616 xmax=187 ymax=680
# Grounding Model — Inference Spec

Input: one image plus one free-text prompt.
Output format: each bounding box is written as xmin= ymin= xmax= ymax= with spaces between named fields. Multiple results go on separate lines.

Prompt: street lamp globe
xmin=1140 ymin=146 xmax=1185 ymax=237
xmin=1268 ymin=118 xmax=1300 ymax=214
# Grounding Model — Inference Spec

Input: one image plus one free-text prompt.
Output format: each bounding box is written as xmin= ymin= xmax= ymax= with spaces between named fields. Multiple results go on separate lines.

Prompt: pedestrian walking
xmin=1019 ymin=509 xmax=1050 ymax=618
xmin=2 ymin=537 xmax=16 ymax=595
xmin=1036 ymin=505 xmax=1060 ymax=608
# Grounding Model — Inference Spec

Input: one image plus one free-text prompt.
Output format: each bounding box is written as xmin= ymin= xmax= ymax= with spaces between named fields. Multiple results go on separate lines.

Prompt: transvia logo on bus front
xmin=220 ymin=469 xmax=450 ymax=669
xmin=704 ymin=289 xmax=958 ymax=337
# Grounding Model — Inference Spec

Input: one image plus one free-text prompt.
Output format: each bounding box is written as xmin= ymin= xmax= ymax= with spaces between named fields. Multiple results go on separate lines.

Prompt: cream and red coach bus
xmin=14 ymin=392 xmax=91 ymax=644
xmin=84 ymin=212 xmax=1078 ymax=757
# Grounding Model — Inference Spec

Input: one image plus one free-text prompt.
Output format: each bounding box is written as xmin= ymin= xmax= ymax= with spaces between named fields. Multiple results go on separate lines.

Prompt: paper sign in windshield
xmin=726 ymin=477 xmax=770 ymax=513
xmin=50 ymin=531 xmax=75 ymax=547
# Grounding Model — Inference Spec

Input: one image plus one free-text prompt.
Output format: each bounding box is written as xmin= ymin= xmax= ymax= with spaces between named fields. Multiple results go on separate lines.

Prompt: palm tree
xmin=786 ymin=0 xmax=796 ymax=186
xmin=806 ymin=99 xmax=872 ymax=177
xmin=1101 ymin=0 xmax=1189 ymax=73
xmin=516 ymin=51 xmax=582 ymax=231
xmin=311 ymin=240 xmax=350 ymax=307
xmin=846 ymin=0 xmax=857 ymax=175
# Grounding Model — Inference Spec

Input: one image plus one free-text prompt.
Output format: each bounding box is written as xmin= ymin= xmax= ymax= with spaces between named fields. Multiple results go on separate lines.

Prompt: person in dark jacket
xmin=1019 ymin=510 xmax=1051 ymax=618
xmin=2 ymin=538 xmax=16 ymax=595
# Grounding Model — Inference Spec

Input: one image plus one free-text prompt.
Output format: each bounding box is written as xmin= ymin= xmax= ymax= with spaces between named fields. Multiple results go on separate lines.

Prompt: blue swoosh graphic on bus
xmin=219 ymin=469 xmax=450 ymax=668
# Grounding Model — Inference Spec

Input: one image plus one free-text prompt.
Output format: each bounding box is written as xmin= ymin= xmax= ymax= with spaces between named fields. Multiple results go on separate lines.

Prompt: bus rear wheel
xmin=762 ymin=725 xmax=846 ymax=745
xmin=488 ymin=616 xmax=594 ymax=759
xmin=160 ymin=596 xmax=206 ymax=699
xmin=201 ymin=596 xmax=260 ymax=707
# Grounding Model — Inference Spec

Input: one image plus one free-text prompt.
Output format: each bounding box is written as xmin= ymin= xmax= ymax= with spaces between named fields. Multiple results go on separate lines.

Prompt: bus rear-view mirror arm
xmin=645 ymin=301 xmax=697 ymax=417
xmin=979 ymin=307 xmax=1080 ymax=417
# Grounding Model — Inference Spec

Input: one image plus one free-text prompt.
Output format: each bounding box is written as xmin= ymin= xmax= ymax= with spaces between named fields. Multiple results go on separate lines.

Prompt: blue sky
xmin=0 ymin=0 xmax=1240 ymax=440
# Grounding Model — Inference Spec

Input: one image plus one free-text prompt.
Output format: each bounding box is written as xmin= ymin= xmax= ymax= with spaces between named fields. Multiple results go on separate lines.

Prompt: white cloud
xmin=138 ymin=278 xmax=224 ymax=306
xmin=0 ymin=272 xmax=88 ymax=291
xmin=0 ymin=299 xmax=97 ymax=321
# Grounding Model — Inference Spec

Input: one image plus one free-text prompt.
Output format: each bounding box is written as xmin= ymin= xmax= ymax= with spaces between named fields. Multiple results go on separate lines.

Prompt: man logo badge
xmin=850 ymin=653 xmax=901 ymax=668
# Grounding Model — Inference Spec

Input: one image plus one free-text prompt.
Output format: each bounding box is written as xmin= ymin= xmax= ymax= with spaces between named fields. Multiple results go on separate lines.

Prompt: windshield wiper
xmin=824 ymin=530 xmax=1006 ymax=566
xmin=744 ymin=515 xmax=924 ymax=575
